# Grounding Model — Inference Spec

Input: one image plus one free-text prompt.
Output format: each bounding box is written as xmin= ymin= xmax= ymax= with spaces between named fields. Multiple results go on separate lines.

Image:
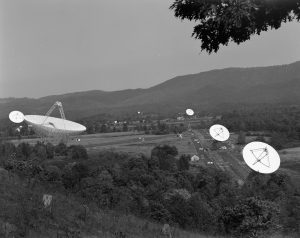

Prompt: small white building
xmin=191 ymin=155 xmax=200 ymax=162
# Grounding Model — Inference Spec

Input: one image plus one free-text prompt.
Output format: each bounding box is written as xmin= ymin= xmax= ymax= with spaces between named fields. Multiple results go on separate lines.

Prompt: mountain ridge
xmin=1 ymin=61 xmax=300 ymax=120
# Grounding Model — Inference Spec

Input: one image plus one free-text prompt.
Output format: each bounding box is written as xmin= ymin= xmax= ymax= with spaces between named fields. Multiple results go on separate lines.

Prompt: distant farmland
xmin=9 ymin=131 xmax=197 ymax=157
xmin=80 ymin=132 xmax=197 ymax=157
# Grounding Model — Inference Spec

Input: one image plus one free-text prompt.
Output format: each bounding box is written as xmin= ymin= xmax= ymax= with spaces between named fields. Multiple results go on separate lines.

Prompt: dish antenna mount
xmin=250 ymin=147 xmax=270 ymax=168
xmin=42 ymin=101 xmax=66 ymax=128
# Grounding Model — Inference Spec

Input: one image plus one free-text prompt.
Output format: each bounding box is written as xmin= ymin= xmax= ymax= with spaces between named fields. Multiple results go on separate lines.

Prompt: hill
xmin=0 ymin=167 xmax=224 ymax=238
xmin=1 ymin=61 xmax=300 ymax=120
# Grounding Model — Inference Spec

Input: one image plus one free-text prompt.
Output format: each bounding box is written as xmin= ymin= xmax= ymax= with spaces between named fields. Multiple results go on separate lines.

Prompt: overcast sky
xmin=1 ymin=0 xmax=300 ymax=98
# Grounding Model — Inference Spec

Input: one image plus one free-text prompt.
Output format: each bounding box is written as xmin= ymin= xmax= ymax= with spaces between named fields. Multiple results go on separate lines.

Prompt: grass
xmin=277 ymin=147 xmax=300 ymax=190
xmin=9 ymin=131 xmax=197 ymax=158
xmin=279 ymin=147 xmax=300 ymax=173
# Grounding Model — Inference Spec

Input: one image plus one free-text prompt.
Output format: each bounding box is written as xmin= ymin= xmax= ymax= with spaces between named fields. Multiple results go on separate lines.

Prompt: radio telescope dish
xmin=186 ymin=109 xmax=194 ymax=116
xmin=209 ymin=124 xmax=230 ymax=141
xmin=243 ymin=142 xmax=280 ymax=174
xmin=9 ymin=111 xmax=24 ymax=123
xmin=19 ymin=102 xmax=86 ymax=141
xmin=24 ymin=115 xmax=86 ymax=137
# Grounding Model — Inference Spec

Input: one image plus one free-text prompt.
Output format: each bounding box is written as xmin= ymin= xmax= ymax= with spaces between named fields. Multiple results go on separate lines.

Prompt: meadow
xmin=279 ymin=147 xmax=300 ymax=188
xmin=9 ymin=131 xmax=197 ymax=158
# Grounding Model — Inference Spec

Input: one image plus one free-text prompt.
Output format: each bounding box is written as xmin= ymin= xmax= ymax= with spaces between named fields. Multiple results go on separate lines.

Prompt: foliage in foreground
xmin=0 ymin=142 xmax=299 ymax=237
xmin=170 ymin=0 xmax=300 ymax=53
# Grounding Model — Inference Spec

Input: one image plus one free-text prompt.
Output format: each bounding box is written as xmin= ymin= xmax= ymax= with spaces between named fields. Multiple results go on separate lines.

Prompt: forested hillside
xmin=0 ymin=142 xmax=299 ymax=237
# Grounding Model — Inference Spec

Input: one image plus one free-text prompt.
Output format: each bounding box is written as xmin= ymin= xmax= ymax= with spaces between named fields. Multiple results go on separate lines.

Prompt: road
xmin=189 ymin=129 xmax=250 ymax=183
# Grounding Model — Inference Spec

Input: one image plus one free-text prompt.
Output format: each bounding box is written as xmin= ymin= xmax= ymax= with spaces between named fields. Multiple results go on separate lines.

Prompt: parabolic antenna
xmin=209 ymin=124 xmax=230 ymax=142
xmin=186 ymin=109 xmax=194 ymax=116
xmin=9 ymin=111 xmax=24 ymax=123
xmin=24 ymin=115 xmax=86 ymax=137
xmin=20 ymin=101 xmax=86 ymax=139
xmin=242 ymin=142 xmax=280 ymax=174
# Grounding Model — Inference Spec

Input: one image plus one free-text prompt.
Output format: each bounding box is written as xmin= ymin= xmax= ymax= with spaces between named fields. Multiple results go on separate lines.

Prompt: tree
xmin=100 ymin=124 xmax=108 ymax=133
xmin=55 ymin=142 xmax=68 ymax=156
xmin=151 ymin=145 xmax=178 ymax=171
xmin=45 ymin=143 xmax=55 ymax=159
xmin=237 ymin=131 xmax=246 ymax=145
xmin=42 ymin=165 xmax=62 ymax=182
xmin=32 ymin=142 xmax=47 ymax=160
xmin=80 ymin=170 xmax=116 ymax=208
xmin=211 ymin=140 xmax=220 ymax=150
xmin=68 ymin=145 xmax=88 ymax=160
xmin=151 ymin=145 xmax=178 ymax=158
xmin=170 ymin=0 xmax=300 ymax=53
xmin=148 ymin=201 xmax=171 ymax=223
xmin=256 ymin=135 xmax=266 ymax=142
xmin=221 ymin=197 xmax=279 ymax=237
xmin=280 ymin=195 xmax=300 ymax=233
xmin=0 ymin=142 xmax=16 ymax=158
xmin=177 ymin=154 xmax=190 ymax=171
xmin=86 ymin=123 xmax=95 ymax=134
xmin=165 ymin=194 xmax=192 ymax=228
xmin=62 ymin=162 xmax=89 ymax=189
xmin=16 ymin=143 xmax=32 ymax=160
xmin=122 ymin=123 xmax=128 ymax=132
xmin=189 ymin=193 xmax=216 ymax=232
xmin=270 ymin=132 xmax=286 ymax=150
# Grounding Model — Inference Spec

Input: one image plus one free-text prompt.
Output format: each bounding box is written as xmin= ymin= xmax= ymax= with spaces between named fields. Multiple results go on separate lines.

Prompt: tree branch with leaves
xmin=170 ymin=0 xmax=300 ymax=53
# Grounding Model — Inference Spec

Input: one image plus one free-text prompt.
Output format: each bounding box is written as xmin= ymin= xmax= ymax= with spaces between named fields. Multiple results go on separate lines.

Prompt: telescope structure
xmin=9 ymin=101 xmax=86 ymax=142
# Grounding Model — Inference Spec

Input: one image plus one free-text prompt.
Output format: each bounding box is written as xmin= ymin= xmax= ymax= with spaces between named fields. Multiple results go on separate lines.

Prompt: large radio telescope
xmin=9 ymin=101 xmax=86 ymax=142
xmin=242 ymin=141 xmax=280 ymax=174
xmin=209 ymin=124 xmax=230 ymax=142
xmin=186 ymin=108 xmax=194 ymax=116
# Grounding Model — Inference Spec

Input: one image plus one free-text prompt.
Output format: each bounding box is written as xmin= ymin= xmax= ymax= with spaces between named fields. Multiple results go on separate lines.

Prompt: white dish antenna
xmin=186 ymin=108 xmax=194 ymax=116
xmin=9 ymin=111 xmax=24 ymax=123
xmin=209 ymin=124 xmax=230 ymax=141
xmin=17 ymin=102 xmax=86 ymax=139
xmin=242 ymin=141 xmax=280 ymax=174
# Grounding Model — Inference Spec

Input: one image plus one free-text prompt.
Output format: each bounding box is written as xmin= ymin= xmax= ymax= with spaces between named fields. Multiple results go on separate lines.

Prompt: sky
xmin=0 ymin=0 xmax=300 ymax=98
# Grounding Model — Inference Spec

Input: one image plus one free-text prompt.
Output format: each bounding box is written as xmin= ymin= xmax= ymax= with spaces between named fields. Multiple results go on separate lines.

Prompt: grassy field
xmin=9 ymin=132 xmax=197 ymax=158
xmin=81 ymin=133 xmax=197 ymax=157
xmin=279 ymin=147 xmax=300 ymax=185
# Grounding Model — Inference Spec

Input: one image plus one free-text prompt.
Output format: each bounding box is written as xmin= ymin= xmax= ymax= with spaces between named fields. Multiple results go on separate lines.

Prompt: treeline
xmin=217 ymin=106 xmax=300 ymax=148
xmin=0 ymin=121 xmax=35 ymax=138
xmin=78 ymin=119 xmax=188 ymax=135
xmin=0 ymin=142 xmax=299 ymax=237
